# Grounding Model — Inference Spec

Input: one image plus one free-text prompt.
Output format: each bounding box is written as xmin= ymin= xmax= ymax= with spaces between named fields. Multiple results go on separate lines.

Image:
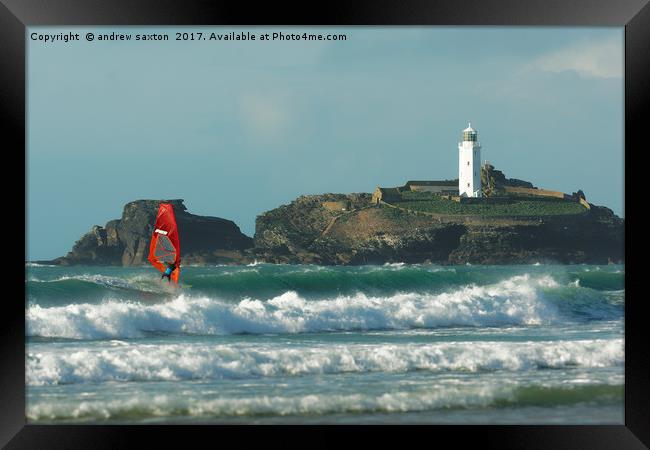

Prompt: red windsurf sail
xmin=148 ymin=203 xmax=181 ymax=283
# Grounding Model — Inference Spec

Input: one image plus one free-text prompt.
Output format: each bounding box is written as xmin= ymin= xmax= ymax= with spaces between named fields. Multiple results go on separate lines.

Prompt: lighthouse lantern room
xmin=458 ymin=123 xmax=482 ymax=197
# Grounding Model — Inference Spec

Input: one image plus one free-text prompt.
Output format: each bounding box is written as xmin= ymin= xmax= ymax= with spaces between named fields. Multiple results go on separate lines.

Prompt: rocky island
xmin=255 ymin=165 xmax=623 ymax=265
xmin=254 ymin=193 xmax=623 ymax=265
xmin=42 ymin=199 xmax=254 ymax=266
xmin=41 ymin=164 xmax=623 ymax=267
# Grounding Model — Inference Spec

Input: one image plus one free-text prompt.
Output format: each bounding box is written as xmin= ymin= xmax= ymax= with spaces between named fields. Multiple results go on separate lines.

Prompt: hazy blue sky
xmin=27 ymin=27 xmax=624 ymax=260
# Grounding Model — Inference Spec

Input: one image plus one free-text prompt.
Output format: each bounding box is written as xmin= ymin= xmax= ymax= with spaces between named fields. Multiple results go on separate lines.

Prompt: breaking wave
xmin=27 ymin=338 xmax=623 ymax=386
xmin=26 ymin=274 xmax=622 ymax=340
xmin=26 ymin=265 xmax=625 ymax=307
xmin=26 ymin=382 xmax=623 ymax=421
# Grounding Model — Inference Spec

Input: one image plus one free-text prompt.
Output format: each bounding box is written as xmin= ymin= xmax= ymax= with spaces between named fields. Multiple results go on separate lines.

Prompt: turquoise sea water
xmin=25 ymin=263 xmax=624 ymax=424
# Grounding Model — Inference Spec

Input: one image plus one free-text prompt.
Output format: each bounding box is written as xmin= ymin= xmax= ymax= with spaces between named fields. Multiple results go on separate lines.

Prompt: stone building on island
xmin=371 ymin=181 xmax=458 ymax=205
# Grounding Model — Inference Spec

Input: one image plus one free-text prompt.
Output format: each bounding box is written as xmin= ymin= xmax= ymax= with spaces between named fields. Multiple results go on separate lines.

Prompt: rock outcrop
xmin=48 ymin=199 xmax=254 ymax=266
xmin=481 ymin=163 xmax=535 ymax=196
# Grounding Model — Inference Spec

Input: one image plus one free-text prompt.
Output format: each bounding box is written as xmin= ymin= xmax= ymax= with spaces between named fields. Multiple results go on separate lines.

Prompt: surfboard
xmin=147 ymin=203 xmax=182 ymax=284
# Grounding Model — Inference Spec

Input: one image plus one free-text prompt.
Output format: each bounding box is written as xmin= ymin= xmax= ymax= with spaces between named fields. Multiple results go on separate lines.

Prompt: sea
xmin=25 ymin=263 xmax=624 ymax=424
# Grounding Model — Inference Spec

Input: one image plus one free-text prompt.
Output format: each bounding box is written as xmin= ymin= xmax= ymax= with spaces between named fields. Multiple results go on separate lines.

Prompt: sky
xmin=27 ymin=26 xmax=624 ymax=260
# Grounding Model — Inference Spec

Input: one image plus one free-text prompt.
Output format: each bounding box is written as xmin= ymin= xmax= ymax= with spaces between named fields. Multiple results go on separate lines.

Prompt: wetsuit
xmin=162 ymin=263 xmax=176 ymax=282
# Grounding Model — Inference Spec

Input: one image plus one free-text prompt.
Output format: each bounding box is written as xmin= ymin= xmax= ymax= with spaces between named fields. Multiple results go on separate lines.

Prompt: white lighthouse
xmin=458 ymin=123 xmax=482 ymax=197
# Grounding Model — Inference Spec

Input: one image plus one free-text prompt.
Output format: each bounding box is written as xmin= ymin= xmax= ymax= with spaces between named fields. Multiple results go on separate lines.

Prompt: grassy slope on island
xmin=393 ymin=191 xmax=587 ymax=216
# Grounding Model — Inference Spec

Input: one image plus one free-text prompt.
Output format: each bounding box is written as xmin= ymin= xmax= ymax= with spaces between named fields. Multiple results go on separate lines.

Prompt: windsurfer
xmin=149 ymin=203 xmax=182 ymax=284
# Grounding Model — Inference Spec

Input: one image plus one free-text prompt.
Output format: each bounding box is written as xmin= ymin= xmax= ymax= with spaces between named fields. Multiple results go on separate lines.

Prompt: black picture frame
xmin=4 ymin=0 xmax=648 ymax=447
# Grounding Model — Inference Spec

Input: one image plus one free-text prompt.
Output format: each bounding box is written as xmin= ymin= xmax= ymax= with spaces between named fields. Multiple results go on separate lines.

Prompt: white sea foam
xmin=26 ymin=338 xmax=623 ymax=386
xmin=27 ymin=274 xmax=563 ymax=339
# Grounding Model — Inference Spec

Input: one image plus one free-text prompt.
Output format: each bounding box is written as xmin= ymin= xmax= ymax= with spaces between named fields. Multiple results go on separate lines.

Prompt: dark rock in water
xmin=253 ymin=193 xmax=624 ymax=265
xmin=49 ymin=199 xmax=254 ymax=266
